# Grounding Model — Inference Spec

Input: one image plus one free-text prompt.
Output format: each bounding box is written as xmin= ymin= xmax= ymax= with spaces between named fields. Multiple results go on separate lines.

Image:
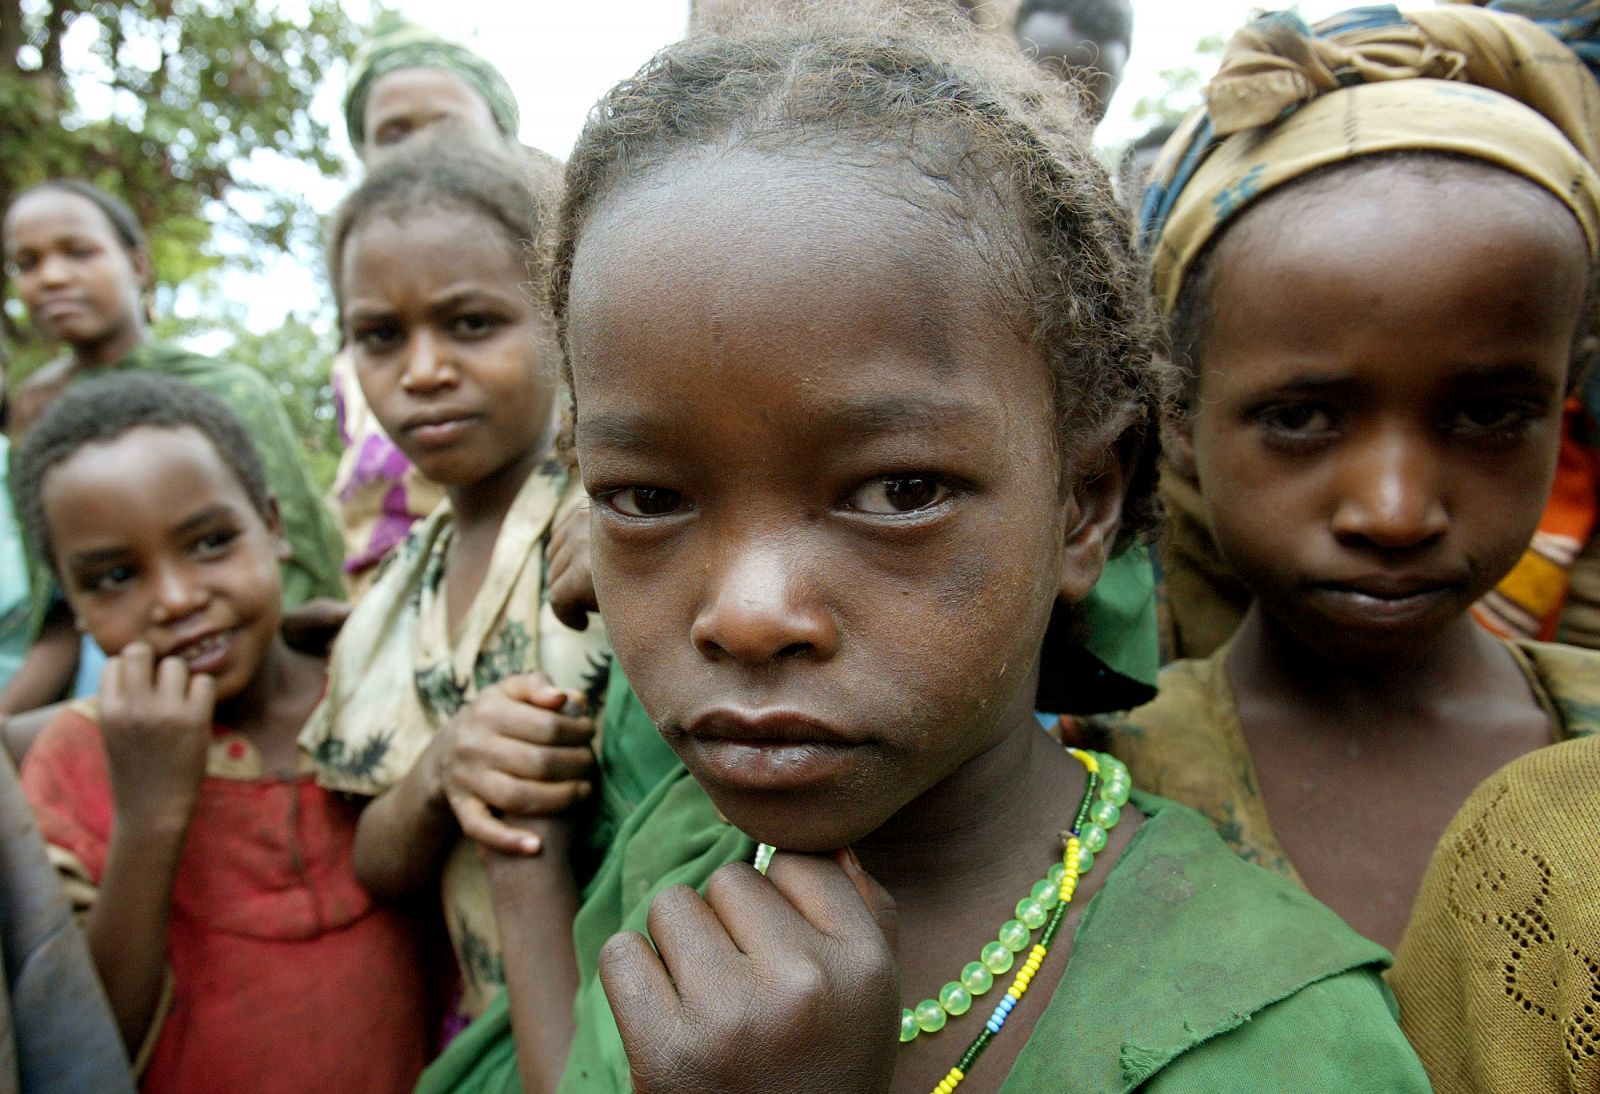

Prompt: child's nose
xmin=691 ymin=539 xmax=839 ymax=666
xmin=1329 ymin=427 xmax=1449 ymax=550
xmin=34 ymin=250 xmax=73 ymax=288
xmin=399 ymin=331 xmax=457 ymax=393
xmin=148 ymin=562 xmax=209 ymax=623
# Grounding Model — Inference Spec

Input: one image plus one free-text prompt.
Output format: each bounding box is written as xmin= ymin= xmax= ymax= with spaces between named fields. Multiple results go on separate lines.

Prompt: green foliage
xmin=0 ymin=0 xmax=358 ymax=381
xmin=1130 ymin=32 xmax=1225 ymax=129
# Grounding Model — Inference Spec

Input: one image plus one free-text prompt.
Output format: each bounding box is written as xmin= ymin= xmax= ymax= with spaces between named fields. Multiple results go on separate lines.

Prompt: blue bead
xmin=986 ymin=1020 xmax=1002 ymax=1034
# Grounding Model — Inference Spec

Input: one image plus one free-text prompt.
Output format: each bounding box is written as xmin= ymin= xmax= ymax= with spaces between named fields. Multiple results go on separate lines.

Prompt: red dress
xmin=21 ymin=706 xmax=436 ymax=1092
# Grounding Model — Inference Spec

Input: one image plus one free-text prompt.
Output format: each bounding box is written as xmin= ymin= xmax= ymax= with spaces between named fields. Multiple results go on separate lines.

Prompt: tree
xmin=0 ymin=0 xmax=358 ymax=376
xmin=1129 ymin=32 xmax=1225 ymax=130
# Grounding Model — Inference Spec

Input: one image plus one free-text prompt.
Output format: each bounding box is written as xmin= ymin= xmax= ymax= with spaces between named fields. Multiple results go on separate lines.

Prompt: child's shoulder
xmin=1017 ymin=791 xmax=1426 ymax=1091
xmin=1511 ymin=637 xmax=1600 ymax=738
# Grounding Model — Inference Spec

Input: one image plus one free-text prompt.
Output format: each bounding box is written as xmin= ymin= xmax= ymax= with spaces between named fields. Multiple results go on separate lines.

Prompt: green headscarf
xmin=343 ymin=15 xmax=521 ymax=148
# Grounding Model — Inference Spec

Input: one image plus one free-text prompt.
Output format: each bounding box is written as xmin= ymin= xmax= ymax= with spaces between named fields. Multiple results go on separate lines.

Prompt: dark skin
xmin=336 ymin=204 xmax=594 ymax=907
xmin=490 ymin=149 xmax=1142 ymax=1093
xmin=39 ymin=426 xmax=326 ymax=1050
xmin=1190 ymin=163 xmax=1589 ymax=948
xmin=359 ymin=67 xmax=502 ymax=168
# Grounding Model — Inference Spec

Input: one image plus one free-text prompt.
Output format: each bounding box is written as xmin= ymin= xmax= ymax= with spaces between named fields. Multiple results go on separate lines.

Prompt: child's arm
xmin=486 ymin=814 xmax=584 ymax=1094
xmin=351 ymin=674 xmax=595 ymax=899
xmin=598 ymin=850 xmax=901 ymax=1094
xmin=85 ymin=642 xmax=214 ymax=1052
xmin=0 ymin=608 xmax=80 ymax=716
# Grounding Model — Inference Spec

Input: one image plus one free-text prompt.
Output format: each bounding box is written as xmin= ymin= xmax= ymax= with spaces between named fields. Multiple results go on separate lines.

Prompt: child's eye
xmin=602 ymin=487 xmax=685 ymax=518
xmin=353 ymin=323 xmax=404 ymax=353
xmin=450 ymin=313 xmax=502 ymax=340
xmin=1448 ymin=400 xmax=1538 ymax=437
xmin=88 ymin=565 xmax=136 ymax=593
xmin=847 ymin=476 xmax=952 ymax=515
xmin=1252 ymin=402 xmax=1337 ymax=439
xmin=193 ymin=529 xmax=239 ymax=557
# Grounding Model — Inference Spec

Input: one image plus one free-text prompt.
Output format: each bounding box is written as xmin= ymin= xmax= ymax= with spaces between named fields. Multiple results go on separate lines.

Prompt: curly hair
xmin=327 ymin=128 xmax=563 ymax=331
xmin=549 ymin=0 xmax=1172 ymax=547
xmin=7 ymin=179 xmax=148 ymax=255
xmin=14 ymin=373 xmax=272 ymax=575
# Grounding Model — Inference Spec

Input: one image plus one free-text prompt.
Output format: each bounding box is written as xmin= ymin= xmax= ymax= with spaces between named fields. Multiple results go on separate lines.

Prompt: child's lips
xmin=164 ymin=629 xmax=237 ymax=676
xmin=1308 ymin=578 xmax=1464 ymax=625
xmin=679 ymin=710 xmax=866 ymax=792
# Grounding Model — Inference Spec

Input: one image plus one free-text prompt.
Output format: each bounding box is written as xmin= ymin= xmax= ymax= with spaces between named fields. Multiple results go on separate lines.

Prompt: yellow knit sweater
xmin=1390 ymin=733 xmax=1600 ymax=1093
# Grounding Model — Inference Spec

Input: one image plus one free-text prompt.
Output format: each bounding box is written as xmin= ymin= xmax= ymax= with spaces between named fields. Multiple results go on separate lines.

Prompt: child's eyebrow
xmin=64 ymin=545 xmax=131 ymax=569
xmin=171 ymin=504 xmax=237 ymax=537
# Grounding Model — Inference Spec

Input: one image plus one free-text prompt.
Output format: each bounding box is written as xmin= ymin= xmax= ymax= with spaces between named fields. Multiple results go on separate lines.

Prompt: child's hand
xmin=600 ymin=848 xmax=901 ymax=1094
xmin=98 ymin=640 xmax=216 ymax=832
xmin=548 ymin=506 xmax=598 ymax=631
xmin=432 ymin=673 xmax=596 ymax=854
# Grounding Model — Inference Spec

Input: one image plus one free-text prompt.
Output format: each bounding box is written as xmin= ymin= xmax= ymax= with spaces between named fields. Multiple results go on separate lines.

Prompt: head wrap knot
xmin=1143 ymin=4 xmax=1600 ymax=313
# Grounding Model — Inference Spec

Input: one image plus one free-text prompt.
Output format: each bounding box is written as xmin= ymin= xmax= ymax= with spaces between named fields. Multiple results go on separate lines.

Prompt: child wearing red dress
xmin=14 ymin=373 xmax=435 ymax=1092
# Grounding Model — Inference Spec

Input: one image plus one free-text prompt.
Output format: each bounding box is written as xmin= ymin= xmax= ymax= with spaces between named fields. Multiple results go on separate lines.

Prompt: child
xmin=420 ymin=8 xmax=1429 ymax=1092
xmin=1090 ymin=4 xmax=1600 ymax=949
xmin=2 ymin=180 xmax=345 ymax=719
xmin=298 ymin=135 xmax=672 ymax=1030
xmin=329 ymin=16 xmax=528 ymax=594
xmin=13 ymin=374 xmax=435 ymax=1092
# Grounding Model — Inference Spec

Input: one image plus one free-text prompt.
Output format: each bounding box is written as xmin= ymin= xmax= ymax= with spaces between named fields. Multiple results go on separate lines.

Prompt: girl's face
xmin=568 ymin=152 xmax=1122 ymax=851
xmin=1190 ymin=164 xmax=1588 ymax=665
xmin=44 ymin=426 xmax=288 ymax=704
xmin=342 ymin=205 xmax=558 ymax=490
xmin=4 ymin=189 xmax=147 ymax=352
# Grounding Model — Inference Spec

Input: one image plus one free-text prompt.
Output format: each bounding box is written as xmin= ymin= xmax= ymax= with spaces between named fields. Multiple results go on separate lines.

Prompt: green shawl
xmin=418 ymin=775 xmax=1428 ymax=1093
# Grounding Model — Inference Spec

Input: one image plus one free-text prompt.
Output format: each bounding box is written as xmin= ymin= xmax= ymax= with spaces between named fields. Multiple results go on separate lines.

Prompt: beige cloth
xmin=1390 ymin=733 xmax=1600 ymax=1092
xmin=301 ymin=462 xmax=611 ymax=1019
xmin=1149 ymin=5 xmax=1600 ymax=311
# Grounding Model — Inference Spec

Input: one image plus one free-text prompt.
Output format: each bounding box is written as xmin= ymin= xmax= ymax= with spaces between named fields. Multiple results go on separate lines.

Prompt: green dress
xmin=418 ymin=773 xmax=1429 ymax=1092
xmin=103 ymin=342 xmax=345 ymax=607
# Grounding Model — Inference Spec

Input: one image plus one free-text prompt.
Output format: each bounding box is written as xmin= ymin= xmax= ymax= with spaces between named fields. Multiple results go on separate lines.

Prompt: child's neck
xmin=445 ymin=444 xmax=550 ymax=538
xmin=215 ymin=636 xmax=326 ymax=774
xmin=1230 ymin=603 xmax=1518 ymax=725
xmin=72 ymin=319 xmax=145 ymax=371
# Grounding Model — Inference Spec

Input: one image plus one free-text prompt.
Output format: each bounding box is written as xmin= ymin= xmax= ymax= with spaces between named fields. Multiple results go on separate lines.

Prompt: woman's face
xmin=4 ymin=188 xmax=147 ymax=354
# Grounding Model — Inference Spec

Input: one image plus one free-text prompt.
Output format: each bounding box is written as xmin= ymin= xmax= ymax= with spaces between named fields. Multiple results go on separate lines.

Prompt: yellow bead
xmin=1007 ymin=987 xmax=1022 ymax=1000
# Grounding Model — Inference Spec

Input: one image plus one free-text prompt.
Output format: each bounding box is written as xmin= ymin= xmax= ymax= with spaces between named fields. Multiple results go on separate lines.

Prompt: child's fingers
xmin=452 ymin=796 xmax=543 ymax=855
xmin=469 ymin=769 xmax=593 ymax=817
xmin=153 ymin=651 xmax=192 ymax=700
xmin=116 ymin=641 xmax=155 ymax=698
xmin=479 ymin=699 xmax=594 ymax=747
xmin=598 ymin=930 xmax=682 ymax=1053
xmin=763 ymin=850 xmax=898 ymax=951
xmin=497 ymin=672 xmax=570 ymax=711
xmin=475 ymin=740 xmax=596 ymax=784
xmin=644 ymin=883 xmax=744 ymax=976
xmin=701 ymin=861 xmax=815 ymax=956
xmin=185 ymin=671 xmax=217 ymax=723
xmin=835 ymin=847 xmax=899 ymax=959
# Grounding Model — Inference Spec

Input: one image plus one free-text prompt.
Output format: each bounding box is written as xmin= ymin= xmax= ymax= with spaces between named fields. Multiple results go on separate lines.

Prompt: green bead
xmin=939 ymin=981 xmax=973 ymax=1016
xmin=1098 ymin=754 xmax=1129 ymax=782
xmin=1082 ymin=822 xmax=1108 ymax=853
xmin=900 ymin=1008 xmax=919 ymax=1042
xmin=1102 ymin=778 xmax=1131 ymax=807
xmin=981 ymin=941 xmax=1014 ymax=974
xmin=914 ymin=998 xmax=947 ymax=1033
xmin=961 ymin=961 xmax=994 ymax=994
xmin=998 ymin=918 xmax=1031 ymax=952
xmin=1090 ymin=800 xmax=1121 ymax=829
xmin=1015 ymin=896 xmax=1049 ymax=929
xmin=1032 ymin=877 xmax=1060 ymax=908
xmin=1048 ymin=862 xmax=1067 ymax=885
xmin=1075 ymin=844 xmax=1096 ymax=873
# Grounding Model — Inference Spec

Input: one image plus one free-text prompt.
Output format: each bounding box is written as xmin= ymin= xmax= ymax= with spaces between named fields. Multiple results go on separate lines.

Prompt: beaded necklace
xmin=753 ymin=747 xmax=1132 ymax=1094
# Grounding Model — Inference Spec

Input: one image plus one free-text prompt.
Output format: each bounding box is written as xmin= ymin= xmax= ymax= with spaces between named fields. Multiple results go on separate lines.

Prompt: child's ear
xmin=130 ymin=246 xmax=153 ymax=290
xmin=1057 ymin=407 xmax=1141 ymax=604
xmin=263 ymin=494 xmax=291 ymax=562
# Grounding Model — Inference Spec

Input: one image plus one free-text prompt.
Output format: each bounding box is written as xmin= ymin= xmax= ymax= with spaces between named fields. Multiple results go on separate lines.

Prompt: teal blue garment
xmin=417 ymin=775 xmax=1428 ymax=1093
xmin=0 ymin=436 xmax=30 ymax=693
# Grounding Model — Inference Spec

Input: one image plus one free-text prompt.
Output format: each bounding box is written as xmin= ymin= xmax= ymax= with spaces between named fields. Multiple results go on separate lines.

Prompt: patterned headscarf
xmin=1142 ymin=4 xmax=1600 ymax=314
xmin=343 ymin=15 xmax=521 ymax=148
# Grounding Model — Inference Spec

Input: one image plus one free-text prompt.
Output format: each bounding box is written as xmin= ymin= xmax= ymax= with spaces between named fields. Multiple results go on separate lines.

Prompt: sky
xmin=220 ymin=0 xmax=1358 ymax=332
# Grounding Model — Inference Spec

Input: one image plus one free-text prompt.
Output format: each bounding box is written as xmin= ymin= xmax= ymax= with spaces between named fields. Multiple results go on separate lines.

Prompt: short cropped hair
xmin=15 ymin=373 xmax=273 ymax=573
